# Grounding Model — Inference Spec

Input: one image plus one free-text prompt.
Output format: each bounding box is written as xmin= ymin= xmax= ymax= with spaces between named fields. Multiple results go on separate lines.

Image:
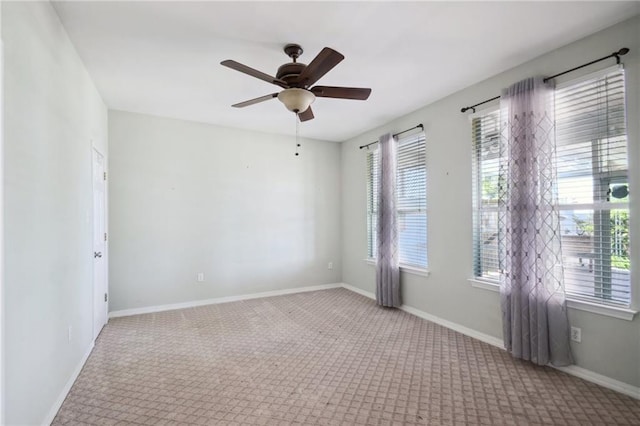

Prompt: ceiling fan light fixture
xmin=277 ymin=88 xmax=316 ymax=113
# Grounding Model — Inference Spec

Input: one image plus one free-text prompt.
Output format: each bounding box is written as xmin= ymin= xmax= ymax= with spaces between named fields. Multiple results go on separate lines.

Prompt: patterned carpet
xmin=53 ymin=288 xmax=640 ymax=425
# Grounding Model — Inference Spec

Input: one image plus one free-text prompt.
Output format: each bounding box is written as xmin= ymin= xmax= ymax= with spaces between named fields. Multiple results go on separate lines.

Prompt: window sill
xmin=364 ymin=259 xmax=430 ymax=277
xmin=468 ymin=278 xmax=637 ymax=321
xmin=469 ymin=278 xmax=500 ymax=292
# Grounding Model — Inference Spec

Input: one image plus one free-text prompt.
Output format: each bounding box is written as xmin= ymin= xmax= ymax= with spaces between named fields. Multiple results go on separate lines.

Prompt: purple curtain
xmin=376 ymin=133 xmax=401 ymax=307
xmin=498 ymin=77 xmax=573 ymax=366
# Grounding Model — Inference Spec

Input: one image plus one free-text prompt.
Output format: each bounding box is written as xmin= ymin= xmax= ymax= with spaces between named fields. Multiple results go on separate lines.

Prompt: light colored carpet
xmin=53 ymin=288 xmax=639 ymax=425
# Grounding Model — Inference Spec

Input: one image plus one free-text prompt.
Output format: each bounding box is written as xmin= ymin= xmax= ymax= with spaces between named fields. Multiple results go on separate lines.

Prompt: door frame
xmin=91 ymin=146 xmax=108 ymax=339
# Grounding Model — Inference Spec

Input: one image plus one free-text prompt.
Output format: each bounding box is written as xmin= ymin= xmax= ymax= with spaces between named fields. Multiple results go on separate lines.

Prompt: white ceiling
xmin=52 ymin=1 xmax=638 ymax=142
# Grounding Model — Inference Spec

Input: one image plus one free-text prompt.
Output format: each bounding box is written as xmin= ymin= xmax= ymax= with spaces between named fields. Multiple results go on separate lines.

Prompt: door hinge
xmin=103 ymin=171 xmax=107 ymax=181
xmin=104 ymin=232 xmax=108 ymax=242
xmin=104 ymin=293 xmax=108 ymax=302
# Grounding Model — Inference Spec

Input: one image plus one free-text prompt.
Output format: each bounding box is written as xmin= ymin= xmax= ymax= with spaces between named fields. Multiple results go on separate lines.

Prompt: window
xmin=471 ymin=110 xmax=501 ymax=281
xmin=367 ymin=133 xmax=427 ymax=269
xmin=472 ymin=66 xmax=631 ymax=306
xmin=556 ymin=66 xmax=629 ymax=305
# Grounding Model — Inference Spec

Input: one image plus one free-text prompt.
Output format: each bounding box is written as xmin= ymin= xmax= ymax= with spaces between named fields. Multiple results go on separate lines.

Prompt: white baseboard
xmin=554 ymin=365 xmax=640 ymax=399
xmin=341 ymin=283 xmax=504 ymax=349
xmin=109 ymin=283 xmax=343 ymax=319
xmin=43 ymin=341 xmax=95 ymax=425
xmin=399 ymin=304 xmax=505 ymax=348
xmin=341 ymin=283 xmax=375 ymax=299
xmin=340 ymin=283 xmax=640 ymax=400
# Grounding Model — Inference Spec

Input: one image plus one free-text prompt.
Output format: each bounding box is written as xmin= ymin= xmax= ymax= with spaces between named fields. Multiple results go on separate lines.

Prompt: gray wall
xmin=108 ymin=110 xmax=342 ymax=312
xmin=3 ymin=2 xmax=108 ymax=424
xmin=341 ymin=16 xmax=640 ymax=387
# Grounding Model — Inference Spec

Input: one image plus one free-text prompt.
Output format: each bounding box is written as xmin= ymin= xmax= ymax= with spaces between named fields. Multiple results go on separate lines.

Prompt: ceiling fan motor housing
xmin=276 ymin=63 xmax=307 ymax=87
xmin=278 ymin=44 xmax=309 ymax=87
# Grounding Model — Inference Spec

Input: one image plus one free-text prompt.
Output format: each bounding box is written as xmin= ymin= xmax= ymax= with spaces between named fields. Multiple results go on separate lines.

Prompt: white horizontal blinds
xmin=397 ymin=134 xmax=427 ymax=268
xmin=366 ymin=133 xmax=427 ymax=268
xmin=471 ymin=110 xmax=501 ymax=279
xmin=555 ymin=66 xmax=630 ymax=305
xmin=366 ymin=150 xmax=379 ymax=259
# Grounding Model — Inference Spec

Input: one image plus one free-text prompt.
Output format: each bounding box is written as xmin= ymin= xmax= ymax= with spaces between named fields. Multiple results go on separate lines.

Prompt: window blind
xmin=367 ymin=133 xmax=427 ymax=268
xmin=471 ymin=66 xmax=631 ymax=306
xmin=471 ymin=110 xmax=501 ymax=280
xmin=555 ymin=66 xmax=630 ymax=305
xmin=366 ymin=149 xmax=379 ymax=260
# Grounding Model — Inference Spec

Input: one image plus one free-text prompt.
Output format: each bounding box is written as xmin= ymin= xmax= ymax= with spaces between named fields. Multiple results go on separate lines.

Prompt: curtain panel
xmin=376 ymin=133 xmax=401 ymax=308
xmin=498 ymin=77 xmax=573 ymax=367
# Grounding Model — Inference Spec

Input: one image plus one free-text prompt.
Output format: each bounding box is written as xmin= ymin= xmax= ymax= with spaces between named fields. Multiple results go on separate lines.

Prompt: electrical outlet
xmin=328 ymin=262 xmax=333 ymax=270
xmin=68 ymin=326 xmax=73 ymax=343
xmin=570 ymin=326 xmax=582 ymax=343
xmin=197 ymin=272 xmax=205 ymax=282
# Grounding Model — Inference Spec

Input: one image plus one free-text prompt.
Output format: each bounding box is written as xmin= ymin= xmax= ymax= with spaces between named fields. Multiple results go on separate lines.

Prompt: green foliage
xmin=571 ymin=211 xmax=630 ymax=270
xmin=482 ymin=176 xmax=499 ymax=200
xmin=572 ymin=216 xmax=594 ymax=236
xmin=612 ymin=255 xmax=630 ymax=270
xmin=611 ymin=210 xmax=629 ymax=257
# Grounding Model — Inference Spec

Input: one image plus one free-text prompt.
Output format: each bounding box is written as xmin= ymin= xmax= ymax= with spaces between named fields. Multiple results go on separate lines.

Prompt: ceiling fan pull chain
xmin=295 ymin=113 xmax=301 ymax=156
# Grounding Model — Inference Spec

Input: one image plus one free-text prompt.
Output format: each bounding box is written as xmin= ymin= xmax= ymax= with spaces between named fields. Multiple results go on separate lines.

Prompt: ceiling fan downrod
xmin=284 ymin=44 xmax=303 ymax=63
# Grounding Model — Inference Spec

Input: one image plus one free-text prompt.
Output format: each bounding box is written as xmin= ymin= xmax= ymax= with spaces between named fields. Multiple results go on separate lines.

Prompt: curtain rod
xmin=359 ymin=124 xmax=424 ymax=150
xmin=460 ymin=47 xmax=629 ymax=113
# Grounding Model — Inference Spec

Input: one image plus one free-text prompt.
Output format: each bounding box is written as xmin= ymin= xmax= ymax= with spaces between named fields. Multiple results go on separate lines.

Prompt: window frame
xmin=470 ymin=109 xmax=501 ymax=283
xmin=554 ymin=67 xmax=630 ymax=306
xmin=365 ymin=133 xmax=429 ymax=274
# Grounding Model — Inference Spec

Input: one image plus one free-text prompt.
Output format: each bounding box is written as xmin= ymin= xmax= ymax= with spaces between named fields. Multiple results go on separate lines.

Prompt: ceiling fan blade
xmin=298 ymin=106 xmax=314 ymax=122
xmin=232 ymin=93 xmax=278 ymax=108
xmin=296 ymin=48 xmax=344 ymax=87
xmin=221 ymin=60 xmax=288 ymax=88
xmin=311 ymin=86 xmax=371 ymax=100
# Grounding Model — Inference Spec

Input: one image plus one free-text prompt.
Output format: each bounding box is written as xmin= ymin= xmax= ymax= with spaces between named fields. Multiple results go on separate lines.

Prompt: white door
xmin=92 ymin=149 xmax=108 ymax=339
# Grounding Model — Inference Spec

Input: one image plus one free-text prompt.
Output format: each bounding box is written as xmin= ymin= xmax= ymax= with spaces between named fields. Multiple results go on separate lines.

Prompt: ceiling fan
xmin=221 ymin=44 xmax=371 ymax=122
